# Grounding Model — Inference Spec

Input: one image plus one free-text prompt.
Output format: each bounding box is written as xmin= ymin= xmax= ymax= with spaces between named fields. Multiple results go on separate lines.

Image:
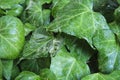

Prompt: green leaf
xmin=20 ymin=58 xmax=51 ymax=74
xmin=109 ymin=22 xmax=120 ymax=41
xmin=2 ymin=60 xmax=13 ymax=80
xmin=81 ymin=70 xmax=120 ymax=80
xmin=23 ymin=0 xmax=51 ymax=27
xmin=40 ymin=68 xmax=57 ymax=80
xmin=15 ymin=71 xmax=41 ymax=80
xmin=93 ymin=29 xmax=118 ymax=73
xmin=0 ymin=0 xmax=24 ymax=9
xmin=24 ymin=23 xmax=36 ymax=36
xmin=21 ymin=27 xmax=62 ymax=59
xmin=50 ymin=47 xmax=90 ymax=80
xmin=11 ymin=65 xmax=20 ymax=80
xmin=52 ymin=0 xmax=70 ymax=17
xmin=0 ymin=16 xmax=25 ymax=59
xmin=5 ymin=4 xmax=23 ymax=17
xmin=63 ymin=34 xmax=94 ymax=62
xmin=47 ymin=0 xmax=109 ymax=48
xmin=114 ymin=6 xmax=120 ymax=23
xmin=0 ymin=60 xmax=2 ymax=79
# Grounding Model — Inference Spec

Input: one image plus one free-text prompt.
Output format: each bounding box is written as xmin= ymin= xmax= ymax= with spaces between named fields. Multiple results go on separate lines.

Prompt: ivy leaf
xmin=40 ymin=68 xmax=57 ymax=80
xmin=93 ymin=29 xmax=118 ymax=73
xmin=20 ymin=27 xmax=62 ymax=60
xmin=15 ymin=71 xmax=41 ymax=80
xmin=52 ymin=0 xmax=70 ymax=17
xmin=109 ymin=22 xmax=120 ymax=41
xmin=50 ymin=47 xmax=90 ymax=80
xmin=47 ymin=0 xmax=109 ymax=48
xmin=20 ymin=58 xmax=51 ymax=74
xmin=23 ymin=0 xmax=52 ymax=27
xmin=2 ymin=60 xmax=13 ymax=80
xmin=0 ymin=0 xmax=24 ymax=9
xmin=0 ymin=16 xmax=25 ymax=59
xmin=81 ymin=70 xmax=120 ymax=80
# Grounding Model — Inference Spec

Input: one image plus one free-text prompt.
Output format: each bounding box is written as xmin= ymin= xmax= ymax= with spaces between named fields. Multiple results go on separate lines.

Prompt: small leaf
xmin=20 ymin=58 xmax=51 ymax=74
xmin=15 ymin=71 xmax=41 ymax=80
xmin=23 ymin=0 xmax=51 ymax=27
xmin=2 ymin=60 xmax=13 ymax=80
xmin=40 ymin=68 xmax=57 ymax=80
xmin=0 ymin=0 xmax=24 ymax=9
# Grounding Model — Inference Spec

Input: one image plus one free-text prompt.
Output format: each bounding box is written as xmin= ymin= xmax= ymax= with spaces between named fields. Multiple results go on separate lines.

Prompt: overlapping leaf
xmin=0 ymin=0 xmax=24 ymax=9
xmin=50 ymin=46 xmax=90 ymax=80
xmin=81 ymin=70 xmax=120 ymax=80
xmin=47 ymin=0 xmax=109 ymax=47
xmin=93 ymin=29 xmax=120 ymax=73
xmin=23 ymin=0 xmax=52 ymax=27
xmin=20 ymin=27 xmax=62 ymax=59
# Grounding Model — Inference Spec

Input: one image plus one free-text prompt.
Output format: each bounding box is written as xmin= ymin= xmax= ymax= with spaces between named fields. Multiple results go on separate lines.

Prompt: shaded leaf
xmin=20 ymin=58 xmax=51 ymax=74
xmin=23 ymin=0 xmax=51 ymax=27
xmin=40 ymin=68 xmax=57 ymax=80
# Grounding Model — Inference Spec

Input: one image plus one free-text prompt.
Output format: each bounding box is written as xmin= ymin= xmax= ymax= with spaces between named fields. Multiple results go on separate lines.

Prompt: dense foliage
xmin=0 ymin=0 xmax=120 ymax=80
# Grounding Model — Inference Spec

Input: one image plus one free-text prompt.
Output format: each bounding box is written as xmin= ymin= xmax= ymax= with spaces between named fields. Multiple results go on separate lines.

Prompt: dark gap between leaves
xmin=87 ymin=51 xmax=99 ymax=73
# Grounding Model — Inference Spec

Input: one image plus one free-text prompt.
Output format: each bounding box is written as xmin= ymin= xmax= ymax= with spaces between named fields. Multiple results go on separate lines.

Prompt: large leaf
xmin=47 ymin=0 xmax=109 ymax=47
xmin=93 ymin=29 xmax=119 ymax=73
xmin=15 ymin=71 xmax=41 ymax=80
xmin=2 ymin=60 xmax=13 ymax=80
xmin=81 ymin=70 xmax=120 ymax=80
xmin=50 ymin=47 xmax=90 ymax=80
xmin=0 ymin=16 xmax=25 ymax=59
xmin=23 ymin=0 xmax=52 ymax=27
